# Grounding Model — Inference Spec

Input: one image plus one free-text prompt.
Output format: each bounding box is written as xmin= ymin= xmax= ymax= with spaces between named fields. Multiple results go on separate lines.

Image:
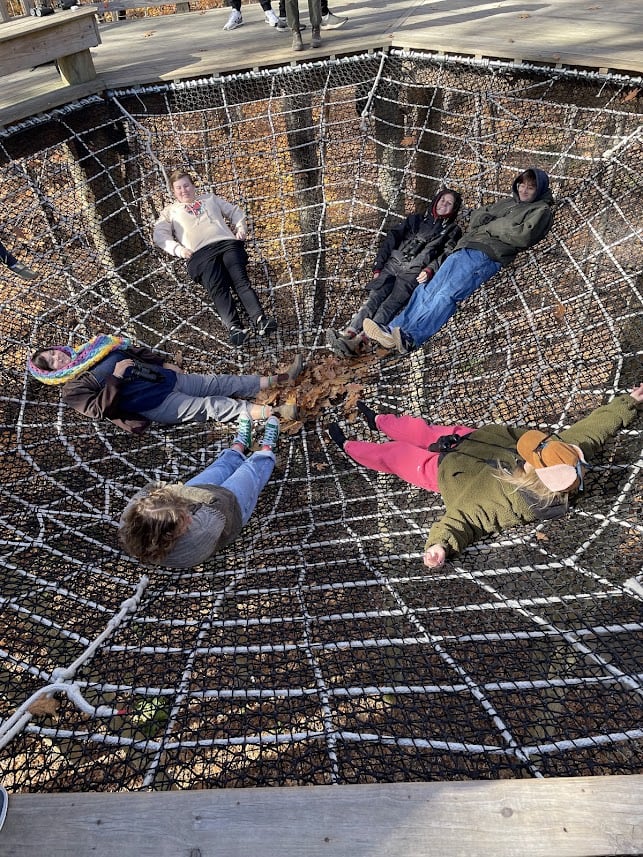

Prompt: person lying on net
xmin=119 ymin=414 xmax=281 ymax=568
xmin=328 ymin=385 xmax=643 ymax=568
xmin=362 ymin=167 xmax=554 ymax=354
xmin=28 ymin=333 xmax=302 ymax=434
xmin=326 ymin=188 xmax=462 ymax=358
xmin=153 ymin=169 xmax=277 ymax=348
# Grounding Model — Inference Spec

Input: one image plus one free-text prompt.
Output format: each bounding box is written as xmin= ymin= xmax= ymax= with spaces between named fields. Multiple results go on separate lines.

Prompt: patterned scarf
xmin=28 ymin=334 xmax=131 ymax=386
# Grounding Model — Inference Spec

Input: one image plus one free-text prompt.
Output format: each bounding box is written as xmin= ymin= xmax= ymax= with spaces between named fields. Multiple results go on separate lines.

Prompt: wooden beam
xmin=2 ymin=775 xmax=643 ymax=856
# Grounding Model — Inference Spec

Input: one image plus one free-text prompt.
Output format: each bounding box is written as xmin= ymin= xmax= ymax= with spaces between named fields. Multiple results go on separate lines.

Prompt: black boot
xmin=328 ymin=423 xmax=347 ymax=450
xmin=356 ymin=400 xmax=378 ymax=431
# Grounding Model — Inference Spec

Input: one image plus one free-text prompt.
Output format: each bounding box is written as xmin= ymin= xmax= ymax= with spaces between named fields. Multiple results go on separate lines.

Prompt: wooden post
xmin=57 ymin=48 xmax=97 ymax=85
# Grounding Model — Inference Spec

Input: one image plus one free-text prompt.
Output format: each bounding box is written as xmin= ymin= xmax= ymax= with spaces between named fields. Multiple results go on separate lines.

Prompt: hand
xmin=372 ymin=270 xmax=380 ymax=279
xmin=113 ymin=358 xmax=135 ymax=379
xmin=163 ymin=362 xmax=183 ymax=373
xmin=180 ymin=246 xmax=193 ymax=260
xmin=235 ymin=226 xmax=247 ymax=241
xmin=629 ymin=383 xmax=643 ymax=403
xmin=423 ymin=544 xmax=446 ymax=568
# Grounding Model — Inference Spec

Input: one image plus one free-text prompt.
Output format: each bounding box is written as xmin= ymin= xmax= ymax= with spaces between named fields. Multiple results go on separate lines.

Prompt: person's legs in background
xmin=222 ymin=0 xmax=243 ymax=29
xmin=259 ymin=0 xmax=288 ymax=27
xmin=320 ymin=0 xmax=347 ymax=28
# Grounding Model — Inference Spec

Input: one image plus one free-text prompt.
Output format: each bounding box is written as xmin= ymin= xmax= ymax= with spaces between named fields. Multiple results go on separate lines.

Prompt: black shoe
xmin=256 ymin=314 xmax=278 ymax=336
xmin=229 ymin=326 xmax=249 ymax=347
xmin=357 ymin=400 xmax=378 ymax=431
xmin=328 ymin=423 xmax=347 ymax=450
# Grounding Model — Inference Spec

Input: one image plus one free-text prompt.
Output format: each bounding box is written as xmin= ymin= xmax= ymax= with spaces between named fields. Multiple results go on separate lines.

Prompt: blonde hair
xmin=119 ymin=486 xmax=191 ymax=563
xmin=494 ymin=464 xmax=567 ymax=509
xmin=169 ymin=169 xmax=193 ymax=187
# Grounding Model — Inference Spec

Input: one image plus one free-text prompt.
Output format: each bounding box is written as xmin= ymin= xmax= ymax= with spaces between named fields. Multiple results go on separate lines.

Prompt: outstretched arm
xmin=560 ymin=387 xmax=642 ymax=459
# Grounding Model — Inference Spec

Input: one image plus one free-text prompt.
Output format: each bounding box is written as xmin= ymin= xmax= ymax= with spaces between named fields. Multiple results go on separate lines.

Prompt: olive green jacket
xmin=428 ymin=394 xmax=640 ymax=556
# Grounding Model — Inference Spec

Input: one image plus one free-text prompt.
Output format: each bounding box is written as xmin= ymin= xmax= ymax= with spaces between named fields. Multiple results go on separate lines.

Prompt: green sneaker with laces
xmin=261 ymin=415 xmax=280 ymax=451
xmin=233 ymin=413 xmax=252 ymax=450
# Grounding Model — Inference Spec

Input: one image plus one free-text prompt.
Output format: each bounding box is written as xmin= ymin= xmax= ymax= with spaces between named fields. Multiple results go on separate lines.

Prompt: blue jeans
xmin=186 ymin=447 xmax=275 ymax=526
xmin=389 ymin=249 xmax=501 ymax=347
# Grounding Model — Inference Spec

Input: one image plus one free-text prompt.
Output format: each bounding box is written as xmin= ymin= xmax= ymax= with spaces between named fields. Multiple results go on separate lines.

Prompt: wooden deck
xmin=1 ymin=0 xmax=642 ymax=127
xmin=2 ymin=775 xmax=643 ymax=856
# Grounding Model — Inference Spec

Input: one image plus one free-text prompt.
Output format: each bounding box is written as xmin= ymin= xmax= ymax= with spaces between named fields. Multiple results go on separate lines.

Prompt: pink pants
xmin=344 ymin=414 xmax=474 ymax=492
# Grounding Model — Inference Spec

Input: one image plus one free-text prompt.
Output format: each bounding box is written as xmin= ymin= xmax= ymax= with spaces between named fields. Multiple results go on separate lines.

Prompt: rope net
xmin=1 ymin=51 xmax=642 ymax=791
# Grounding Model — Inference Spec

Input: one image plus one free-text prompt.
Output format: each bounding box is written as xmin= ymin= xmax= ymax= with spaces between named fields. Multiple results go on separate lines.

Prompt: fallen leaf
xmin=28 ymin=696 xmax=59 ymax=716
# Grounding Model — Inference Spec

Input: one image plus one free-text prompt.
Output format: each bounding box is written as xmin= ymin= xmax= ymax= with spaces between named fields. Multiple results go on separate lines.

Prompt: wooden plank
xmin=2 ymin=775 xmax=643 ymax=856
xmin=0 ymin=8 xmax=100 ymax=78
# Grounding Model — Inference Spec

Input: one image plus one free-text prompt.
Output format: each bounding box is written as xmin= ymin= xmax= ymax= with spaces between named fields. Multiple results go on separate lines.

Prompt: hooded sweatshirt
xmin=457 ymin=168 xmax=554 ymax=266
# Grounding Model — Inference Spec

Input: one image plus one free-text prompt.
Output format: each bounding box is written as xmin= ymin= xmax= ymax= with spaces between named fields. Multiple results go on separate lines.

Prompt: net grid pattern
xmin=0 ymin=50 xmax=642 ymax=791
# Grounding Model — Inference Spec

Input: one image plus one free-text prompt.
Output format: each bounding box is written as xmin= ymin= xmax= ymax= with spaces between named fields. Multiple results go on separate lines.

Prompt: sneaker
xmin=223 ymin=9 xmax=242 ymax=30
xmin=392 ymin=326 xmax=412 ymax=355
xmin=321 ymin=10 xmax=347 ymax=28
xmin=285 ymin=353 xmax=305 ymax=382
xmin=9 ymin=262 xmax=37 ymax=280
xmin=233 ymin=413 xmax=252 ymax=450
xmin=362 ymin=318 xmax=396 ymax=349
xmin=277 ymin=14 xmax=287 ymax=26
xmin=260 ymin=415 xmax=280 ymax=451
xmin=273 ymin=402 xmax=298 ymax=420
xmin=292 ymin=28 xmax=304 ymax=50
xmin=311 ymin=25 xmax=321 ymax=47
xmin=256 ymin=314 xmax=278 ymax=336
xmin=265 ymin=8 xmax=287 ymax=27
xmin=229 ymin=325 xmax=249 ymax=347
xmin=326 ymin=328 xmax=362 ymax=358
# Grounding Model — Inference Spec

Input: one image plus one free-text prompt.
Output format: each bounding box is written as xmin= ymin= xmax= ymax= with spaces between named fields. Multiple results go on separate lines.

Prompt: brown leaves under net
xmin=257 ymin=351 xmax=380 ymax=435
xmin=28 ymin=696 xmax=59 ymax=717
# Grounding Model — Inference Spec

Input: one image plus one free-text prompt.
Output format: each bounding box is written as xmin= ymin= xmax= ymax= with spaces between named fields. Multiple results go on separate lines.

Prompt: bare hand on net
xmin=629 ymin=383 xmax=643 ymax=403
xmin=113 ymin=359 xmax=135 ymax=378
xmin=423 ymin=544 xmax=446 ymax=568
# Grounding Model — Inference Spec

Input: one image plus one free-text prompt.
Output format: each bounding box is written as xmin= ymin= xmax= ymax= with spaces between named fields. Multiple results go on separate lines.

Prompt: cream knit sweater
xmin=153 ymin=193 xmax=247 ymax=257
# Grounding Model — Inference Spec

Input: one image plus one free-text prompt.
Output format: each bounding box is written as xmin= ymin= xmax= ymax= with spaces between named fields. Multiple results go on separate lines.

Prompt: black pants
xmin=188 ymin=241 xmax=264 ymax=330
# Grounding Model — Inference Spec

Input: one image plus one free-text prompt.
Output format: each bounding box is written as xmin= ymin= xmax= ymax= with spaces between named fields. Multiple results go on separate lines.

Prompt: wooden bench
xmin=0 ymin=7 xmax=100 ymax=85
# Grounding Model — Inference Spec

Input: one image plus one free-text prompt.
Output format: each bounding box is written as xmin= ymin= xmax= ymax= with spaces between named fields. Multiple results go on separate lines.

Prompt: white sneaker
xmin=223 ymin=9 xmax=243 ymax=30
xmin=321 ymin=10 xmax=347 ymax=28
xmin=265 ymin=8 xmax=287 ymax=28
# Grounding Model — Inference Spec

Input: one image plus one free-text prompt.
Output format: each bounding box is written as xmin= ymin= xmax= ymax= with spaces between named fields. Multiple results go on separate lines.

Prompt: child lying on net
xmin=328 ymin=385 xmax=643 ymax=568
xmin=29 ymin=332 xmax=302 ymax=434
xmin=119 ymin=415 xmax=280 ymax=568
